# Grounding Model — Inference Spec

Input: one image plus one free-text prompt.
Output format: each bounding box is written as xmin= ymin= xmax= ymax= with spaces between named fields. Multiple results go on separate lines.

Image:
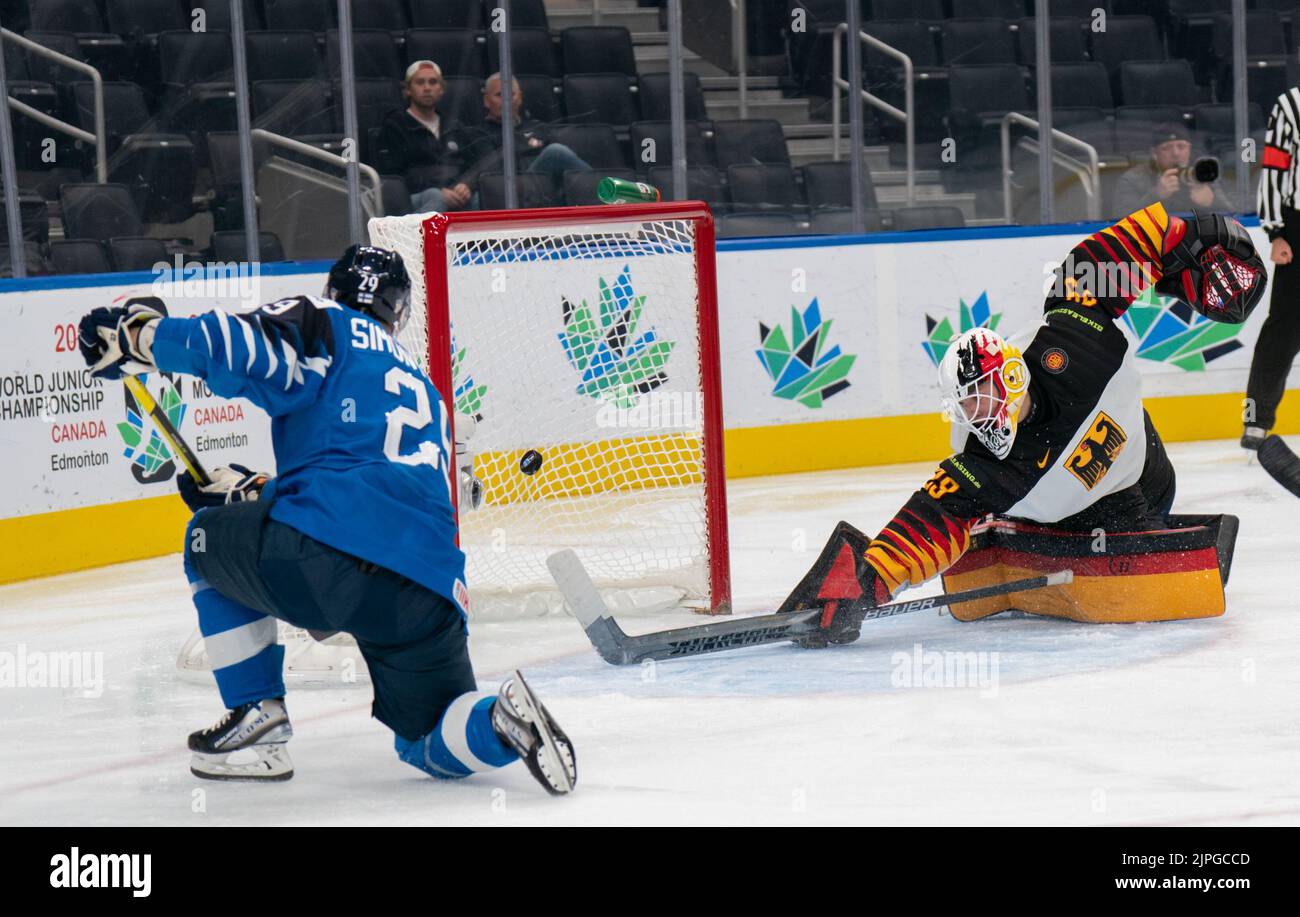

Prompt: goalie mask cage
xmin=369 ymin=202 xmax=731 ymax=617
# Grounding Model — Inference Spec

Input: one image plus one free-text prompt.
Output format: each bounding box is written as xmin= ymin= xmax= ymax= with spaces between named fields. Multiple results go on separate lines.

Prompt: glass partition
xmin=0 ymin=0 xmax=1272 ymax=273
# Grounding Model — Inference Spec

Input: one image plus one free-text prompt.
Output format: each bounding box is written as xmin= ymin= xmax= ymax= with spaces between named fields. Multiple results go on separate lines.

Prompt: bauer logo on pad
xmin=1065 ymin=411 xmax=1127 ymax=490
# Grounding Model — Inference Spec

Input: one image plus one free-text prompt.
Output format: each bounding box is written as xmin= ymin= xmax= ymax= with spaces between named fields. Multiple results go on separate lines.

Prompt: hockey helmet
xmin=325 ymin=244 xmax=412 ymax=330
xmin=938 ymin=328 xmax=1030 ymax=460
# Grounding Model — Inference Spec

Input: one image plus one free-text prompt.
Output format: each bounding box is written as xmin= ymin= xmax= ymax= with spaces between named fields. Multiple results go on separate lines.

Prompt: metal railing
xmin=731 ymin=0 xmax=748 ymax=118
xmin=1 ymin=28 xmax=106 ymax=183
xmin=1000 ymin=112 xmax=1100 ymax=223
xmin=250 ymin=129 xmax=384 ymax=214
xmin=831 ymin=23 xmax=914 ymax=207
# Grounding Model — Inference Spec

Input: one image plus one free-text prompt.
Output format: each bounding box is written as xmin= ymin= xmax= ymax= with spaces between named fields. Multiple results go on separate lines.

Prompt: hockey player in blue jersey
xmin=77 ymin=245 xmax=576 ymax=794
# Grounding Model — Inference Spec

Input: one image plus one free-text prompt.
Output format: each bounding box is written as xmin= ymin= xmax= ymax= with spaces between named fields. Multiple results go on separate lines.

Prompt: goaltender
xmin=783 ymin=205 xmax=1266 ymax=645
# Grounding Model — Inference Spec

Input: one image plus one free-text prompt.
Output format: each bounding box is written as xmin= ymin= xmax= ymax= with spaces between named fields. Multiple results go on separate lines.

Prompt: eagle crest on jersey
xmin=1065 ymin=411 xmax=1128 ymax=490
xmin=939 ymin=328 xmax=1029 ymax=460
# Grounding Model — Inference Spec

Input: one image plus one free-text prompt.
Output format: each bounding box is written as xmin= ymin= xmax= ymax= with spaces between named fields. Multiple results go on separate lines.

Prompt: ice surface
xmin=2 ymin=439 xmax=1298 ymax=826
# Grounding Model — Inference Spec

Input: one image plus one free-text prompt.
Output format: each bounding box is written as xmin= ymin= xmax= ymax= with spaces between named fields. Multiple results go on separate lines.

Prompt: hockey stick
xmin=547 ymin=550 xmax=1073 ymax=666
xmin=128 ymin=373 xmax=341 ymax=645
xmin=123 ymin=374 xmax=211 ymax=486
xmin=1257 ymin=435 xmax=1300 ymax=498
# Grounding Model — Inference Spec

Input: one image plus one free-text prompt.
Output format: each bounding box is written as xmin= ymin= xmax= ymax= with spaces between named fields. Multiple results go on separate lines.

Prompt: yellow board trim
xmin=2 ymin=388 xmax=1296 ymax=585
xmin=724 ymin=412 xmax=953 ymax=478
xmin=724 ymin=388 xmax=1300 ymax=479
xmin=0 ymin=495 xmax=190 ymax=585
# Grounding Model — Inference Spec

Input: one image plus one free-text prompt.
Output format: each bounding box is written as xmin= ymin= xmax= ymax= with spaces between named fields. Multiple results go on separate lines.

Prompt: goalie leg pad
xmin=941 ymin=515 xmax=1237 ymax=623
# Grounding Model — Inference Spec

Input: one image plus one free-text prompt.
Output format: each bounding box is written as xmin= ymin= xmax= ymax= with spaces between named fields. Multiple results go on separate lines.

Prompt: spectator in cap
xmin=1111 ymin=122 xmax=1232 ymax=216
xmin=375 ymin=61 xmax=472 ymax=213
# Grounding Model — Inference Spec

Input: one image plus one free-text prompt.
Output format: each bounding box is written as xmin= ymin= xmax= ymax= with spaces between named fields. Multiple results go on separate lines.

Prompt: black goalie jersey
xmin=866 ymin=204 xmax=1180 ymax=596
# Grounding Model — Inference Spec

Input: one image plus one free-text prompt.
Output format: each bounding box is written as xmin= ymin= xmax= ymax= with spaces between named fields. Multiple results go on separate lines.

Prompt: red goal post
xmin=372 ymin=201 xmax=731 ymax=616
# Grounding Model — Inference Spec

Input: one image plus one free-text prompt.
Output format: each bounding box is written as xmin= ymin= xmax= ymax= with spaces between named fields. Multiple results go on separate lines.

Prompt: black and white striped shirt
xmin=1258 ymin=88 xmax=1300 ymax=240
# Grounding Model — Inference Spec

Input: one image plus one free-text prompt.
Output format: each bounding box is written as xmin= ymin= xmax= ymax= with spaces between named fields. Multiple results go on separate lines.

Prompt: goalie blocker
xmin=787 ymin=513 xmax=1238 ymax=630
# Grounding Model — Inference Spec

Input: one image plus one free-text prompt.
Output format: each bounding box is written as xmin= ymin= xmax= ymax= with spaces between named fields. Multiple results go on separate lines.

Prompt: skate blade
xmin=510 ymin=671 xmax=576 ymax=795
xmin=190 ymin=743 xmax=294 ymax=782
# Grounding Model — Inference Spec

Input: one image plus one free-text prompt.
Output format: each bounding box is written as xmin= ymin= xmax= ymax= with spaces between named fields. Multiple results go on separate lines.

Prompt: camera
xmin=1177 ymin=157 xmax=1219 ymax=184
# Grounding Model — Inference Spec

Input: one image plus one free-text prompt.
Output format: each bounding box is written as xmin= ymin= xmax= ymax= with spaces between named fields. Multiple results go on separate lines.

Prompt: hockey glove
xmin=1156 ymin=212 xmax=1265 ymax=324
xmin=777 ymin=521 xmax=893 ymax=649
xmin=178 ymin=464 xmax=270 ymax=513
xmin=78 ymin=297 xmax=167 ymax=380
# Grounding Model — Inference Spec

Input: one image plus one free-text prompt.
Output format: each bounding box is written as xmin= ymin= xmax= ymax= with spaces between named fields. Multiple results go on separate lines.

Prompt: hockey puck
xmin=520 ymin=449 xmax=544 ymax=475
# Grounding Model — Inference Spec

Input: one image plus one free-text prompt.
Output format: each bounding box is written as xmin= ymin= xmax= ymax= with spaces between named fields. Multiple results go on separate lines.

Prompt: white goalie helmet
xmin=938 ymin=327 xmax=1030 ymax=460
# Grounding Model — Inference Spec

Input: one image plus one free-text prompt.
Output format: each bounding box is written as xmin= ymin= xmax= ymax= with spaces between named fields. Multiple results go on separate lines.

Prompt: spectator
xmin=1112 ymin=123 xmax=1232 ymax=216
xmin=450 ymin=72 xmax=591 ymax=205
xmin=376 ymin=61 xmax=471 ymax=213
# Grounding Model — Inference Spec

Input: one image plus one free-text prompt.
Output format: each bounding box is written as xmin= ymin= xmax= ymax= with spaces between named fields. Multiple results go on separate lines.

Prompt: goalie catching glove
xmin=77 ymin=296 xmax=167 ymax=380
xmin=1156 ymin=212 xmax=1265 ymax=324
xmin=777 ymin=521 xmax=892 ymax=648
xmin=178 ymin=464 xmax=270 ymax=512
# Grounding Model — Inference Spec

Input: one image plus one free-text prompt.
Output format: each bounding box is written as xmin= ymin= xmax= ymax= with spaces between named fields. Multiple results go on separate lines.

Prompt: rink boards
xmin=1 ymin=218 xmax=1297 ymax=583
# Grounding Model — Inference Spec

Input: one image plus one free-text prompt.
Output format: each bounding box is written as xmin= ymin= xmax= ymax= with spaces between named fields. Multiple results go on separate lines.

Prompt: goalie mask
xmin=1156 ymin=212 xmax=1266 ymax=324
xmin=938 ymin=328 xmax=1030 ymax=460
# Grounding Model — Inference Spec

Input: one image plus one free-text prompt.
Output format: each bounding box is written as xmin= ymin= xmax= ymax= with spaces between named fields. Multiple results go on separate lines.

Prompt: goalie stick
xmin=1257 ymin=434 xmax=1300 ymax=498
xmin=547 ymin=549 xmax=1073 ymax=665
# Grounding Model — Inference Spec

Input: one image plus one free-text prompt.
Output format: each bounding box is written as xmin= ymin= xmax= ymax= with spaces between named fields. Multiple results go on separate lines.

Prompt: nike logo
xmin=1036 ymin=449 xmax=1052 ymax=469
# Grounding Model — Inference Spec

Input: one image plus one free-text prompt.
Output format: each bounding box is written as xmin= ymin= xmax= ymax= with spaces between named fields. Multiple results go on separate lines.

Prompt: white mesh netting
xmin=369 ymin=209 xmax=719 ymax=618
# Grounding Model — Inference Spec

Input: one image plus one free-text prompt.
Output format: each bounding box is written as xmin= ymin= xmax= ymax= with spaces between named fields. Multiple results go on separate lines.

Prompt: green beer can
xmin=597 ymin=177 xmax=661 ymax=204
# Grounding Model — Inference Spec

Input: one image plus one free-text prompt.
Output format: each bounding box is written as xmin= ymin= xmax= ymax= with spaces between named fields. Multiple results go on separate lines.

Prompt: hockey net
xmin=369 ymin=202 xmax=730 ymax=619
xmin=177 ymin=203 xmax=728 ymax=680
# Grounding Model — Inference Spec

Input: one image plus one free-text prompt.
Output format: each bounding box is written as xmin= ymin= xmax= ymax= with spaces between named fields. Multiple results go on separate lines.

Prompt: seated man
xmin=376 ymin=60 xmax=472 ymax=213
xmin=449 ymin=72 xmax=591 ymax=207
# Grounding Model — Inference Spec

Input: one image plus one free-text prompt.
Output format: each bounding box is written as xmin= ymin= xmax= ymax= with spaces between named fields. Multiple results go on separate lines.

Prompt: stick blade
xmin=1258 ymin=435 xmax=1300 ymax=498
xmin=547 ymin=550 xmax=606 ymax=628
xmin=547 ymin=550 xmax=629 ymax=665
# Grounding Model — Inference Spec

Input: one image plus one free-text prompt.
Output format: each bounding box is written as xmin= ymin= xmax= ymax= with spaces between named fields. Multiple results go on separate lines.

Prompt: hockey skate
xmin=188 ymin=698 xmax=294 ymax=781
xmin=491 ymin=671 xmax=577 ymax=795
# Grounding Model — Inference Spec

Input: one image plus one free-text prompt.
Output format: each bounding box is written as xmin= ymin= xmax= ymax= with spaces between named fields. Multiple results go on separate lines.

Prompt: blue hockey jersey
xmin=151 ymin=294 xmax=468 ymax=615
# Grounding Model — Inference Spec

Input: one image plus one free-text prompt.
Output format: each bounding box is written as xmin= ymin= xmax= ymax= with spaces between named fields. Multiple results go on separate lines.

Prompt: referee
xmin=1246 ymin=88 xmax=1300 ymax=450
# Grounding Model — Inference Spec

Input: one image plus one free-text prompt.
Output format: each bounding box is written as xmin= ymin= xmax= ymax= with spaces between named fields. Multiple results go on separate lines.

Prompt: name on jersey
xmin=350 ymin=317 xmax=421 ymax=371
xmin=1045 ymin=308 xmax=1105 ymax=333
xmin=1065 ymin=411 xmax=1127 ymax=490
xmin=947 ymin=457 xmax=982 ymax=489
